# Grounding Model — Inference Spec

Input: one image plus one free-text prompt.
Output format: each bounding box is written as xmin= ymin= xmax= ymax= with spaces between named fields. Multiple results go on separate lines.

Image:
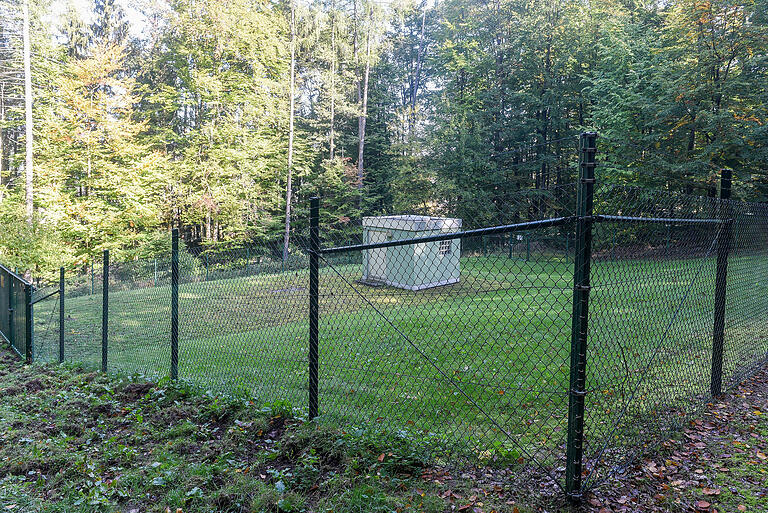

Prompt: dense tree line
xmin=0 ymin=0 xmax=766 ymax=271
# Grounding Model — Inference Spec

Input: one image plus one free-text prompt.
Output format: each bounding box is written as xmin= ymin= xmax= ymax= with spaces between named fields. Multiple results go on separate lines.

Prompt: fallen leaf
xmin=696 ymin=501 xmax=711 ymax=510
xmin=702 ymin=487 xmax=721 ymax=496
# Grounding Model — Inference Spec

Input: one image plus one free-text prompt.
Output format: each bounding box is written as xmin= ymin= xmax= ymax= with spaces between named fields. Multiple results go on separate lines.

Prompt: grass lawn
xmin=29 ymin=248 xmax=768 ymax=474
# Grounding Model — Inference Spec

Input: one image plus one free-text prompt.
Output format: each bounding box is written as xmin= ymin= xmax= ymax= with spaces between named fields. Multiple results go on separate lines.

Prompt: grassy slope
xmin=0 ymin=349 xmax=454 ymax=513
xmin=30 ymin=252 xmax=768 ymax=467
xmin=1 ymin=349 xmax=766 ymax=513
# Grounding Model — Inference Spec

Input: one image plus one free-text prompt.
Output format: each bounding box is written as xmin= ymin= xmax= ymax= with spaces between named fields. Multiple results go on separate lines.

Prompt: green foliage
xmin=1 ymin=0 xmax=767 ymax=274
xmin=0 ymin=195 xmax=66 ymax=274
xmin=0 ymin=349 xmax=490 ymax=513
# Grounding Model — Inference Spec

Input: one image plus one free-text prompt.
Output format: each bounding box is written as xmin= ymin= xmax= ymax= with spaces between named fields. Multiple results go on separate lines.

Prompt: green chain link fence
xmin=6 ymin=133 xmax=768 ymax=499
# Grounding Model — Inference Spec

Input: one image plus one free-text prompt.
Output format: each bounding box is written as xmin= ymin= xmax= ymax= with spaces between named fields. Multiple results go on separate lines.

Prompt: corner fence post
xmin=711 ymin=169 xmax=733 ymax=397
xmin=8 ymin=277 xmax=14 ymax=353
xmin=102 ymin=249 xmax=109 ymax=373
xmin=171 ymin=229 xmax=179 ymax=380
xmin=24 ymin=283 xmax=33 ymax=364
xmin=309 ymin=196 xmax=320 ymax=419
xmin=59 ymin=267 xmax=65 ymax=363
xmin=565 ymin=132 xmax=597 ymax=498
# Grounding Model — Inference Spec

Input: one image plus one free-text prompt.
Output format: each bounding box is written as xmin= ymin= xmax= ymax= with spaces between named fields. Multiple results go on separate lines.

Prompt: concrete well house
xmin=361 ymin=215 xmax=462 ymax=290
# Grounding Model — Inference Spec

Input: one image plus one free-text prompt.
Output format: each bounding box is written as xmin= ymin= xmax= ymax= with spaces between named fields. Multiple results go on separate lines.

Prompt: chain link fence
xmin=12 ymin=134 xmax=768 ymax=498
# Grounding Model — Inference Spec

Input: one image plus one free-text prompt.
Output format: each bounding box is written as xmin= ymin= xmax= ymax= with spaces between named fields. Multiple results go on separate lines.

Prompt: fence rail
xmin=6 ymin=133 xmax=768 ymax=500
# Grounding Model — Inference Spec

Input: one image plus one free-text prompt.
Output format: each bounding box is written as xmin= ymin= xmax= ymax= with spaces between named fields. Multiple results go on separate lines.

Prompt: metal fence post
xmin=565 ymin=132 xmax=597 ymax=498
xmin=91 ymin=261 xmax=94 ymax=295
xmin=24 ymin=283 xmax=33 ymax=364
xmin=171 ymin=229 xmax=179 ymax=380
xmin=59 ymin=267 xmax=65 ymax=363
xmin=102 ymin=250 xmax=109 ymax=373
xmin=8 ymin=278 xmax=14 ymax=353
xmin=711 ymin=169 xmax=733 ymax=397
xmin=309 ymin=197 xmax=320 ymax=419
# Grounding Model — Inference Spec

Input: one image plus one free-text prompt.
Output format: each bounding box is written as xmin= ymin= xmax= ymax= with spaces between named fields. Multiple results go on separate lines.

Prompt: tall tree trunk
xmin=22 ymin=0 xmax=33 ymax=226
xmin=329 ymin=0 xmax=336 ymax=160
xmin=283 ymin=0 xmax=296 ymax=263
xmin=353 ymin=0 xmax=361 ymax=134
xmin=357 ymin=5 xmax=371 ymax=188
xmin=0 ymin=84 xmax=5 ymax=204
xmin=409 ymin=3 xmax=427 ymax=138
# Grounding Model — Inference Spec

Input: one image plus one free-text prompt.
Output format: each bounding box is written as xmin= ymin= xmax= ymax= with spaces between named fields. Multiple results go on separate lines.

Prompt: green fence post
xmin=309 ymin=197 xmax=320 ymax=419
xmin=91 ymin=261 xmax=94 ymax=295
xmin=565 ymin=132 xmax=597 ymax=499
xmin=24 ymin=283 xmax=33 ymax=364
xmin=154 ymin=259 xmax=157 ymax=287
xmin=0 ymin=270 xmax=5 ymax=340
xmin=59 ymin=267 xmax=65 ymax=363
xmin=171 ymin=229 xmax=179 ymax=380
xmin=102 ymin=250 xmax=109 ymax=373
xmin=205 ymin=254 xmax=209 ymax=281
xmin=711 ymin=170 xmax=733 ymax=397
xmin=7 ymin=278 xmax=14 ymax=354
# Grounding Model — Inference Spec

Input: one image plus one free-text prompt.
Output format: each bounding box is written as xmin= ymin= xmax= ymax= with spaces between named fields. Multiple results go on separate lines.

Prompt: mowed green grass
xmin=31 ymin=251 xmax=768 ymax=464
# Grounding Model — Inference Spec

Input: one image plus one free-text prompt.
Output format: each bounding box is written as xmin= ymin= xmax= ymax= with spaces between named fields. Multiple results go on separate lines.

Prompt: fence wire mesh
xmin=584 ymin=185 xmax=726 ymax=487
xmin=318 ymin=220 xmax=576 ymax=475
xmin=32 ymin=264 xmax=103 ymax=368
xmin=30 ymin=279 xmax=60 ymax=363
xmin=11 ymin=156 xmax=768 ymax=496
xmin=177 ymin=243 xmax=309 ymax=401
xmin=0 ymin=266 xmax=30 ymax=359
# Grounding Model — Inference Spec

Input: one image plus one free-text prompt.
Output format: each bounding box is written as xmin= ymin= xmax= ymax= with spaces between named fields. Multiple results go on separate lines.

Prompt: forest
xmin=0 ymin=0 xmax=766 ymax=272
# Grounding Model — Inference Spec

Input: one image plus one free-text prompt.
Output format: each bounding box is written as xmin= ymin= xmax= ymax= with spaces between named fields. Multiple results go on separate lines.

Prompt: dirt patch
xmin=170 ymin=441 xmax=201 ymax=455
xmin=91 ymin=402 xmax=113 ymax=416
xmin=25 ymin=378 xmax=46 ymax=393
xmin=150 ymin=404 xmax=194 ymax=425
xmin=120 ymin=382 xmax=155 ymax=402
xmin=1 ymin=386 xmax=21 ymax=397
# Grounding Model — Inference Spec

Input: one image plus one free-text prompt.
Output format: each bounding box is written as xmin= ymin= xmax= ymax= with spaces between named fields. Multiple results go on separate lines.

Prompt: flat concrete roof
xmin=362 ymin=215 xmax=462 ymax=232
